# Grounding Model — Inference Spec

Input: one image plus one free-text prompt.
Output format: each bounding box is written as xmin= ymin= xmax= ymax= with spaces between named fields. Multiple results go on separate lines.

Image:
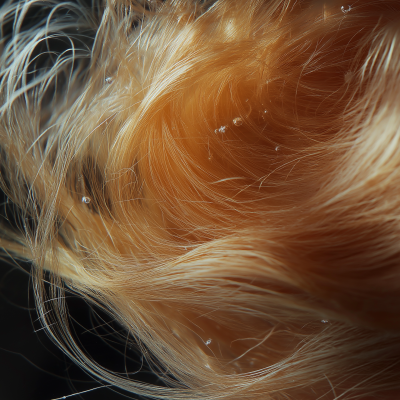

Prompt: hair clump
xmin=1 ymin=0 xmax=400 ymax=399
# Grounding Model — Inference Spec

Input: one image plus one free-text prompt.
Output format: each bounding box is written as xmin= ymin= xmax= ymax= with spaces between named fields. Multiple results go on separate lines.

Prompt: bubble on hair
xmin=341 ymin=5 xmax=352 ymax=14
xmin=215 ymin=126 xmax=227 ymax=134
xmin=82 ymin=196 xmax=91 ymax=204
xmin=233 ymin=117 xmax=243 ymax=126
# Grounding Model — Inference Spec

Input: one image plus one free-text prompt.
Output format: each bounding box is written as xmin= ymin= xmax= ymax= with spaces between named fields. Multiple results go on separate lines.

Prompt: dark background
xmin=0 ymin=257 xmax=163 ymax=400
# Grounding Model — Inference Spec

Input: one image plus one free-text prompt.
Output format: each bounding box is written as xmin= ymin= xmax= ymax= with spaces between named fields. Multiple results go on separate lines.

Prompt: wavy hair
xmin=1 ymin=0 xmax=400 ymax=398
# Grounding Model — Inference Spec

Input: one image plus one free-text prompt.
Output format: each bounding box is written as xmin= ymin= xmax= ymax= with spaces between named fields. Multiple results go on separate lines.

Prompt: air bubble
xmin=105 ymin=77 xmax=113 ymax=84
xmin=233 ymin=117 xmax=243 ymax=126
xmin=215 ymin=126 xmax=227 ymax=134
xmin=275 ymin=146 xmax=280 ymax=151
xmin=82 ymin=196 xmax=91 ymax=204
xmin=341 ymin=5 xmax=351 ymax=14
xmin=205 ymin=338 xmax=212 ymax=345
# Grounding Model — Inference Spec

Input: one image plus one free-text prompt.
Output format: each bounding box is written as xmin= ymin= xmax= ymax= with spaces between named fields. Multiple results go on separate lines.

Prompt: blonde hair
xmin=1 ymin=0 xmax=400 ymax=398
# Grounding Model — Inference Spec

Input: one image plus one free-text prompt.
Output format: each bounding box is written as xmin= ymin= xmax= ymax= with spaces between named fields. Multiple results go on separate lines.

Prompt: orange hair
xmin=1 ymin=0 xmax=400 ymax=398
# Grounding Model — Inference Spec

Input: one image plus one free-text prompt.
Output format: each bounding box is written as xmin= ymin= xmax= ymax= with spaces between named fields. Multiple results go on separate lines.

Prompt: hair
xmin=1 ymin=0 xmax=400 ymax=398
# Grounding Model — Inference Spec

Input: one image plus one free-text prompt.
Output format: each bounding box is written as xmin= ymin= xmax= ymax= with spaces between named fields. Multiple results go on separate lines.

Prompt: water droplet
xmin=275 ymin=146 xmax=280 ymax=151
xmin=233 ymin=117 xmax=243 ymax=126
xmin=321 ymin=319 xmax=329 ymax=323
xmin=341 ymin=5 xmax=351 ymax=14
xmin=215 ymin=126 xmax=227 ymax=134
xmin=263 ymin=109 xmax=268 ymax=114
xmin=105 ymin=77 xmax=113 ymax=84
xmin=205 ymin=338 xmax=212 ymax=345
xmin=82 ymin=196 xmax=91 ymax=204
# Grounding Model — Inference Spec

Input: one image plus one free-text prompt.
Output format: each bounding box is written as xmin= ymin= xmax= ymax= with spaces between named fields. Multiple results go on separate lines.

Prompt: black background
xmin=0 ymin=257 xmax=163 ymax=400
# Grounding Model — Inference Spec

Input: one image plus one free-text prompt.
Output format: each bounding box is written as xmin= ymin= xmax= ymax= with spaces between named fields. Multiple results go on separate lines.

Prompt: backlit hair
xmin=1 ymin=0 xmax=400 ymax=398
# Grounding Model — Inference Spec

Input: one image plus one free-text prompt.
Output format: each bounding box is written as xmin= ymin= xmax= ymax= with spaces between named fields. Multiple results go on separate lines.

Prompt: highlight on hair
xmin=1 ymin=0 xmax=400 ymax=398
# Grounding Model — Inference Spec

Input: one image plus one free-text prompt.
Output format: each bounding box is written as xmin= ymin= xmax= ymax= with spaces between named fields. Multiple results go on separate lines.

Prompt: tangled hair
xmin=2 ymin=0 xmax=400 ymax=398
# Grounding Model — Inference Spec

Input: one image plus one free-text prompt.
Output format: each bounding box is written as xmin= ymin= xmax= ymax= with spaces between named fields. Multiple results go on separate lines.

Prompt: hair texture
xmin=1 ymin=0 xmax=400 ymax=398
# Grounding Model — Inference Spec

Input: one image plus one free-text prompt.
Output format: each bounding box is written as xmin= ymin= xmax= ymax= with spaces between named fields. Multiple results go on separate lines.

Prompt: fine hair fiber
xmin=1 ymin=0 xmax=400 ymax=399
